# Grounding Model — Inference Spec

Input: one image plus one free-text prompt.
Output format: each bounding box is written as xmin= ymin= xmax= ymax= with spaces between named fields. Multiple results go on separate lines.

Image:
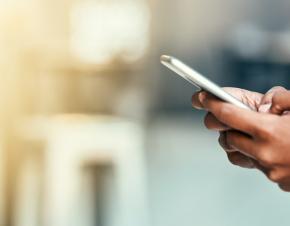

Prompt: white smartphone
xmin=160 ymin=55 xmax=252 ymax=110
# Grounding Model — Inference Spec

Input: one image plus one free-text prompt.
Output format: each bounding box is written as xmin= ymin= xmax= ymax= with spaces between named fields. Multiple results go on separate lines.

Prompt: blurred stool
xmin=16 ymin=115 xmax=148 ymax=226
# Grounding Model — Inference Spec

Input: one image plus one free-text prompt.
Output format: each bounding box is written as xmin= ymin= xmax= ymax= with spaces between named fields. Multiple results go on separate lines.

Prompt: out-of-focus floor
xmin=147 ymin=114 xmax=290 ymax=226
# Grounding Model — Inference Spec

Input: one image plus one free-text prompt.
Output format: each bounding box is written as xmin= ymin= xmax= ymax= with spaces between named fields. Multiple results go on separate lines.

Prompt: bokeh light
xmin=70 ymin=0 xmax=150 ymax=64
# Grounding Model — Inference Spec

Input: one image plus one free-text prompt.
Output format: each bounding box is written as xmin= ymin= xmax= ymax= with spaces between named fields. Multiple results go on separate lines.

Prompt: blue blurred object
xmin=223 ymin=25 xmax=290 ymax=93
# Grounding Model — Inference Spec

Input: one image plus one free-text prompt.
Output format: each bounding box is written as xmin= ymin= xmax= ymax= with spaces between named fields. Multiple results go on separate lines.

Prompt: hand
xmin=192 ymin=88 xmax=264 ymax=169
xmin=195 ymin=90 xmax=290 ymax=191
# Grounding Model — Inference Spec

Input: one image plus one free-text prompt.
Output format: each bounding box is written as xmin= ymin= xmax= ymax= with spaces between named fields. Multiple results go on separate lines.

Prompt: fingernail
xmin=258 ymin=104 xmax=271 ymax=113
xmin=199 ymin=92 xmax=206 ymax=103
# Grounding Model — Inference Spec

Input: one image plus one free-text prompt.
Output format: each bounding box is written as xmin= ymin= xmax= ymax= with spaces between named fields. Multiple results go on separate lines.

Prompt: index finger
xmin=192 ymin=91 xmax=204 ymax=109
xmin=201 ymin=92 xmax=268 ymax=136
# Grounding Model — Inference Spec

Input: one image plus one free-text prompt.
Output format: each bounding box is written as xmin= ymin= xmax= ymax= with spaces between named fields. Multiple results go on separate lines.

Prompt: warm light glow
xmin=70 ymin=0 xmax=150 ymax=64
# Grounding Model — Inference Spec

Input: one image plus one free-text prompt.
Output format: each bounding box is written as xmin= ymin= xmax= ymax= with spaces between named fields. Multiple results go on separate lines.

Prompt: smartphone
xmin=160 ymin=55 xmax=252 ymax=110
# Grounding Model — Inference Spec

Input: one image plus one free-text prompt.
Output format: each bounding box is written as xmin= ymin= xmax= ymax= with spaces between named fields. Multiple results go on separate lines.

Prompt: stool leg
xmin=43 ymin=141 xmax=91 ymax=226
xmin=114 ymin=132 xmax=149 ymax=226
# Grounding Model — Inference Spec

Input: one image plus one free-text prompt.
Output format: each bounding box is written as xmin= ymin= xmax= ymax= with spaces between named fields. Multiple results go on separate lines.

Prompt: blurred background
xmin=1 ymin=0 xmax=290 ymax=226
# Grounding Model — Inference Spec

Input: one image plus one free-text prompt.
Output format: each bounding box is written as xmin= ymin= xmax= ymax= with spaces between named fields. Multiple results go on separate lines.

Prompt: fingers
xmin=219 ymin=133 xmax=256 ymax=168
xmin=270 ymin=90 xmax=290 ymax=115
xmin=227 ymin=152 xmax=256 ymax=169
xmin=192 ymin=91 xmax=203 ymax=109
xmin=193 ymin=92 xmax=230 ymax=131
xmin=226 ymin=130 xmax=258 ymax=159
xmin=204 ymin=113 xmax=229 ymax=131
xmin=218 ymin=132 xmax=235 ymax=152
xmin=218 ymin=133 xmax=256 ymax=169
xmin=200 ymin=92 xmax=267 ymax=136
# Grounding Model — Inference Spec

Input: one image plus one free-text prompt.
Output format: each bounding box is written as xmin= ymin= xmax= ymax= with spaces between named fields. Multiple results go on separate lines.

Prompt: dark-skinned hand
xmin=192 ymin=86 xmax=290 ymax=191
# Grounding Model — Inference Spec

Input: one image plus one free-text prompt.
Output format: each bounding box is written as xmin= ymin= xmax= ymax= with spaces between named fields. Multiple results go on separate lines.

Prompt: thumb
xmin=259 ymin=86 xmax=287 ymax=113
xmin=270 ymin=90 xmax=290 ymax=115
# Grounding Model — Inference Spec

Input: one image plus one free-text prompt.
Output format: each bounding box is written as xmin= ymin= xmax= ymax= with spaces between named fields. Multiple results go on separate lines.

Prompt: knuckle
xmin=278 ymin=184 xmax=290 ymax=192
xmin=267 ymin=170 xmax=282 ymax=183
xmin=258 ymin=150 xmax=274 ymax=166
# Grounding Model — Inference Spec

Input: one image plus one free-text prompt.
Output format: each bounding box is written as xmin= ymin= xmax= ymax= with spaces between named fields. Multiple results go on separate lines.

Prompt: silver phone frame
xmin=160 ymin=55 xmax=252 ymax=110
